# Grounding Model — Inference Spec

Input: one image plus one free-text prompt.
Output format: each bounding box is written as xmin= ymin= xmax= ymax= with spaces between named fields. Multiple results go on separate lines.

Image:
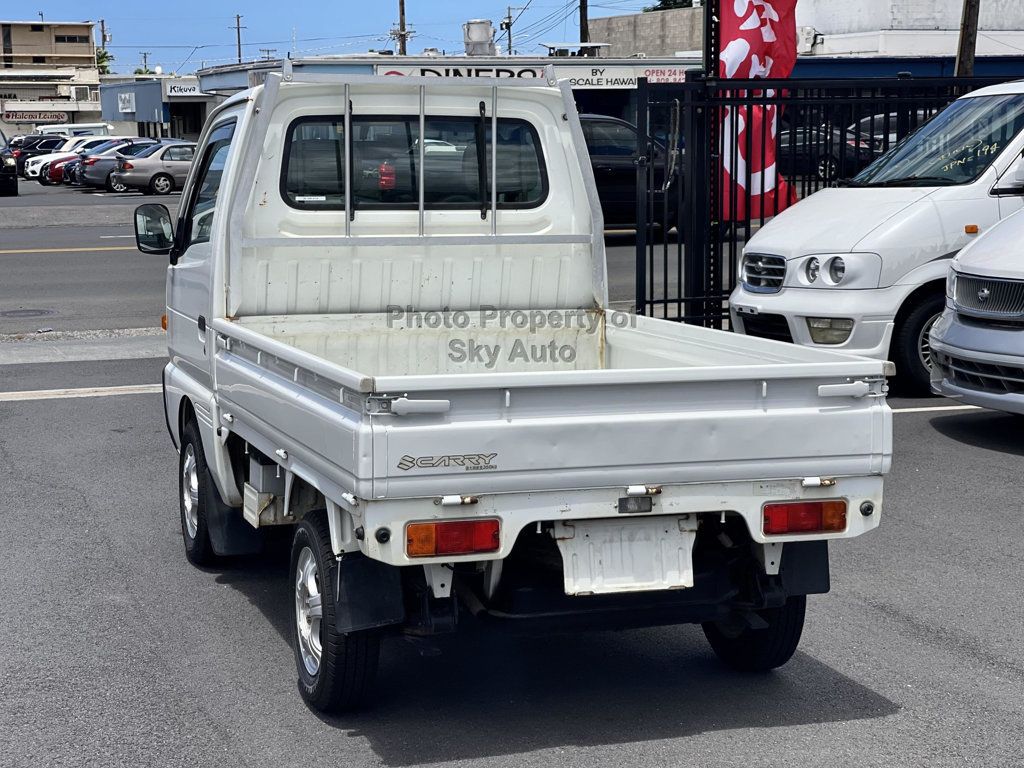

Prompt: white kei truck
xmin=134 ymin=67 xmax=892 ymax=713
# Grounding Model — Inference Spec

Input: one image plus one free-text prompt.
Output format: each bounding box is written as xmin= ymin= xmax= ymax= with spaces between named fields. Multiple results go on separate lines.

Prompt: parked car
xmin=81 ymin=139 xmax=161 ymax=191
xmin=730 ymin=82 xmax=1024 ymax=394
xmin=112 ymin=142 xmax=196 ymax=194
xmin=135 ymin=73 xmax=892 ymax=714
xmin=26 ymin=136 xmax=124 ymax=182
xmin=931 ymin=208 xmax=1024 ymax=413
xmin=62 ymin=157 xmax=83 ymax=186
xmin=41 ymin=155 xmax=80 ymax=185
xmin=0 ymin=129 xmax=17 ymax=196
xmin=776 ymin=126 xmax=876 ymax=181
xmin=579 ymin=114 xmax=677 ymax=228
xmin=35 ymin=121 xmax=114 ymax=138
xmin=13 ymin=133 xmax=65 ymax=175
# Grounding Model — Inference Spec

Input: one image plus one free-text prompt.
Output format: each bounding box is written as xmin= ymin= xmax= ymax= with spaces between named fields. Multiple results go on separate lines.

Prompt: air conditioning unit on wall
xmin=71 ymin=85 xmax=92 ymax=101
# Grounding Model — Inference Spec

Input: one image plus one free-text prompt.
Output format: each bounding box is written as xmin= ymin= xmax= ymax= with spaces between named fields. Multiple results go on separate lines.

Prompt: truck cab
xmin=730 ymin=81 xmax=1024 ymax=394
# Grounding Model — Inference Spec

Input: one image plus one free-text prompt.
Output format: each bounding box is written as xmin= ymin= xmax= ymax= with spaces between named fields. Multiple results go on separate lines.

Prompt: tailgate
xmin=371 ymin=373 xmax=891 ymax=498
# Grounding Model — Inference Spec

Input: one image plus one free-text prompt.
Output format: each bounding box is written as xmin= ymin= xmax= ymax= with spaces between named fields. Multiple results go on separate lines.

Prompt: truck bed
xmin=212 ymin=312 xmax=892 ymax=503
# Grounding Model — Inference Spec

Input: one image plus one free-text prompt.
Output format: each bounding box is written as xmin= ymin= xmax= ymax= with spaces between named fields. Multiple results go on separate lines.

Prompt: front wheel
xmin=702 ymin=595 xmax=806 ymax=672
xmin=150 ymin=173 xmax=174 ymax=195
xmin=891 ymin=293 xmax=945 ymax=396
xmin=291 ymin=513 xmax=380 ymax=713
xmin=179 ymin=420 xmax=218 ymax=566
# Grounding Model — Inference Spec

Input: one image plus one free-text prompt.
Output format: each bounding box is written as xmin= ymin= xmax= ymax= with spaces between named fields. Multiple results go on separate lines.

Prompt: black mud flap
xmin=206 ymin=489 xmax=263 ymax=557
xmin=335 ymin=553 xmax=406 ymax=633
xmin=780 ymin=540 xmax=830 ymax=596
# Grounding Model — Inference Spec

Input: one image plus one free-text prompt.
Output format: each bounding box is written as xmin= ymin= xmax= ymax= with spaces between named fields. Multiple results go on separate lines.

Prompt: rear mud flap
xmin=335 ymin=554 xmax=406 ymax=633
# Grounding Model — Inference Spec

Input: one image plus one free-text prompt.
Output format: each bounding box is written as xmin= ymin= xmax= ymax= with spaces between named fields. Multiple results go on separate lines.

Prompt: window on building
xmin=55 ymin=35 xmax=91 ymax=44
xmin=32 ymin=56 xmax=45 ymax=64
xmin=30 ymin=25 xmax=43 ymax=32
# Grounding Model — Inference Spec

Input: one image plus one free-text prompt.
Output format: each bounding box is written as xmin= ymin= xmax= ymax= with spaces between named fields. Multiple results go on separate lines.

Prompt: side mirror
xmin=993 ymin=155 xmax=1024 ymax=196
xmin=134 ymin=203 xmax=174 ymax=255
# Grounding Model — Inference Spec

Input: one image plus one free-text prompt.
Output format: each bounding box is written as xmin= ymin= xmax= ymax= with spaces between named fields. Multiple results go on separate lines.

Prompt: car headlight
xmin=805 ymin=257 xmax=821 ymax=283
xmin=2 ymin=156 xmax=14 ymax=167
xmin=827 ymin=257 xmax=846 ymax=284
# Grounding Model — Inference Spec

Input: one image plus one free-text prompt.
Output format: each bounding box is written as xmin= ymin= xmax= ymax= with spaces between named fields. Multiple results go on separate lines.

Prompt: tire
xmin=149 ymin=173 xmax=174 ymax=195
xmin=106 ymin=172 xmax=128 ymax=193
xmin=291 ymin=513 xmax=380 ymax=713
xmin=702 ymin=595 xmax=806 ymax=672
xmin=817 ymin=156 xmax=839 ymax=182
xmin=891 ymin=293 xmax=945 ymax=397
xmin=179 ymin=419 xmax=219 ymax=567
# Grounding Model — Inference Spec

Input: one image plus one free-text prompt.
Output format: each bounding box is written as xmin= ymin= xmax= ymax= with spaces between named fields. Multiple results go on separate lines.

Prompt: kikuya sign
xmin=164 ymin=80 xmax=204 ymax=98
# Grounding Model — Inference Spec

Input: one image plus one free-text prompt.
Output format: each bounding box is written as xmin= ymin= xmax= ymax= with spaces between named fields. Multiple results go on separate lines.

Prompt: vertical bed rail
xmin=418 ymin=84 xmax=426 ymax=237
xmin=343 ymin=83 xmax=352 ymax=235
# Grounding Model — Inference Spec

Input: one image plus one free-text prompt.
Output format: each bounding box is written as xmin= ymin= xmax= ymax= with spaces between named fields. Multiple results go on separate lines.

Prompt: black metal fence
xmin=634 ymin=73 xmax=1013 ymax=326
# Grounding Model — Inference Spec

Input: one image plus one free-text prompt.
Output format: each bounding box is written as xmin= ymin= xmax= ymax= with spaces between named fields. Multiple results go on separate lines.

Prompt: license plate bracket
xmin=553 ymin=516 xmax=697 ymax=596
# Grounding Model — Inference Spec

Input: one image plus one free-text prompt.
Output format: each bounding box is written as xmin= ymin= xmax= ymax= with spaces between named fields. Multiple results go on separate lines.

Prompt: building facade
xmin=0 ymin=20 xmax=101 ymax=135
xmin=99 ymin=76 xmax=220 ymax=140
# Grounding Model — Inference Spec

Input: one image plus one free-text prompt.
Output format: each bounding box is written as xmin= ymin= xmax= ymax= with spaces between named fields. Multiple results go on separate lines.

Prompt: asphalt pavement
xmin=1 ymin=185 xmax=1022 ymax=768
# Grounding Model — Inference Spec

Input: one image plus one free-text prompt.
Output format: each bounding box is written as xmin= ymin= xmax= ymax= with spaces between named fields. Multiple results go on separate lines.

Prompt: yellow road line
xmin=0 ymin=383 xmax=161 ymax=402
xmin=0 ymin=245 xmax=137 ymax=255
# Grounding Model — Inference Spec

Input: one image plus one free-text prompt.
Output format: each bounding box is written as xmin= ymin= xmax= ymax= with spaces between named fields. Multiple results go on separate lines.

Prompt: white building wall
xmin=796 ymin=0 xmax=1024 ymax=34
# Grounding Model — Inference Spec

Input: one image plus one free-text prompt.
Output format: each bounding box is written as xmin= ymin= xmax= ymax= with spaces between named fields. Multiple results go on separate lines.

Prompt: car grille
xmin=742 ymin=253 xmax=786 ymax=293
xmin=740 ymin=313 xmax=793 ymax=343
xmin=935 ymin=352 xmax=1024 ymax=395
xmin=954 ymin=273 xmax=1024 ymax=321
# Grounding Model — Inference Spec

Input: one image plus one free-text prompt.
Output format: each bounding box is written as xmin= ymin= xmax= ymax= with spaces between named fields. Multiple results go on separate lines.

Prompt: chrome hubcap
xmin=181 ymin=444 xmax=199 ymax=539
xmin=295 ymin=546 xmax=324 ymax=676
xmin=154 ymin=177 xmax=171 ymax=193
xmin=918 ymin=313 xmax=940 ymax=372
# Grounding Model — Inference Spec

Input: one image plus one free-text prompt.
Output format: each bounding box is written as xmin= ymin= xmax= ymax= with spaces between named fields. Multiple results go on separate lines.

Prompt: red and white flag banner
xmin=718 ymin=0 xmax=799 ymax=220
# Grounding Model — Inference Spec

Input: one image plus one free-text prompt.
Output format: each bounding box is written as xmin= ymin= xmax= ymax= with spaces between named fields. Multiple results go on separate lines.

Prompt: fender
xmin=163 ymin=361 xmax=243 ymax=506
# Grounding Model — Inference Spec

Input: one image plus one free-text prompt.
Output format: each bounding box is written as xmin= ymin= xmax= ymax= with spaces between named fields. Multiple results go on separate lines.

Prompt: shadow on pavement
xmin=929 ymin=410 xmax=1024 ymax=457
xmin=218 ymin=545 xmax=898 ymax=766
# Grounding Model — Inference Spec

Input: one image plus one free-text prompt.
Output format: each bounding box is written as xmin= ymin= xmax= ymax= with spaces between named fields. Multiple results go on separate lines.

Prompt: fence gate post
xmin=682 ymin=69 xmax=710 ymax=325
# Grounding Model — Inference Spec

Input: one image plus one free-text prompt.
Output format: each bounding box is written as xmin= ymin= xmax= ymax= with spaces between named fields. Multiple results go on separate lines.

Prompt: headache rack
xmin=226 ymin=65 xmax=600 ymax=253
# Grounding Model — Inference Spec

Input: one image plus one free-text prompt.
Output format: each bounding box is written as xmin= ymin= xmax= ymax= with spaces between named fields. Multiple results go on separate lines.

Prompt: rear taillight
xmin=122 ymin=162 xmax=134 ymax=170
xmin=378 ymin=160 xmax=396 ymax=190
xmin=406 ymin=519 xmax=500 ymax=557
xmin=83 ymin=157 xmax=97 ymax=166
xmin=12 ymin=149 xmax=21 ymax=157
xmin=763 ymin=500 xmax=847 ymax=535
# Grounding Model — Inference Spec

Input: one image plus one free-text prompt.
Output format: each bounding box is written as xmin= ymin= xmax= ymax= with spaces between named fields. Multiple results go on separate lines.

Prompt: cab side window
xmin=183 ymin=122 xmax=235 ymax=247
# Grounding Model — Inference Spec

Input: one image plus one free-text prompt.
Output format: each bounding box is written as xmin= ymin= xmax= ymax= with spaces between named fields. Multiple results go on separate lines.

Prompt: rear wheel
xmin=702 ymin=596 xmax=806 ymax=672
xmin=150 ymin=173 xmax=174 ymax=195
xmin=891 ymin=293 xmax=945 ymax=396
xmin=106 ymin=172 xmax=128 ymax=193
xmin=291 ymin=513 xmax=380 ymax=713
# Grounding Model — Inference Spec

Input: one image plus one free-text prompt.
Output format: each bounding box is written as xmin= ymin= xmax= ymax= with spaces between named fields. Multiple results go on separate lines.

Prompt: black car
xmin=776 ymin=126 xmax=877 ymax=182
xmin=12 ymin=133 xmax=65 ymax=175
xmin=579 ymin=114 xmax=677 ymax=229
xmin=0 ymin=129 xmax=18 ymax=196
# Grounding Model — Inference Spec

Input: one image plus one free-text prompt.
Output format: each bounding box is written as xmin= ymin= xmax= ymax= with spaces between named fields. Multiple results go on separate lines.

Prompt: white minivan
xmin=730 ymin=81 xmax=1024 ymax=393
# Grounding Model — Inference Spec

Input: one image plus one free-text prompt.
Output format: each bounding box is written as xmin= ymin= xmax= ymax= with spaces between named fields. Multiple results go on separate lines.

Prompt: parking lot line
xmin=890 ymin=404 xmax=981 ymax=414
xmin=0 ymin=383 xmax=161 ymax=402
xmin=0 ymin=246 xmax=137 ymax=255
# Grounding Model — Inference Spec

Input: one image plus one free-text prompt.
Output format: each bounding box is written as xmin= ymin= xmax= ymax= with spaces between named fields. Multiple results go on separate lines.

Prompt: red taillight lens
xmin=83 ymin=157 xmax=97 ymax=166
xmin=406 ymin=519 xmax=500 ymax=557
xmin=378 ymin=160 xmax=396 ymax=190
xmin=12 ymin=149 xmax=21 ymax=157
xmin=122 ymin=162 xmax=133 ymax=170
xmin=763 ymin=500 xmax=847 ymax=535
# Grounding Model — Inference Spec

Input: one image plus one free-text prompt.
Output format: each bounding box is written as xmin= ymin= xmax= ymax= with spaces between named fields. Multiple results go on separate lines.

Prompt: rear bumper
xmin=930 ymin=310 xmax=1024 ymax=414
xmin=111 ymin=170 xmax=150 ymax=188
xmin=354 ymin=474 xmax=884 ymax=567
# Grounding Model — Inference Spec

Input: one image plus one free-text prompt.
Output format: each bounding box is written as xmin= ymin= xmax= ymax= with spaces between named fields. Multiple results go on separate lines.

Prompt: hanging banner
xmin=718 ymin=0 xmax=799 ymax=220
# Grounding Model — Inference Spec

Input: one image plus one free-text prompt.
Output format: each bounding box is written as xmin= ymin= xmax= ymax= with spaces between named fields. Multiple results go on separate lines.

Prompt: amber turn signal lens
xmin=406 ymin=519 xmax=500 ymax=557
xmin=160 ymin=313 xmax=168 ymax=331
xmin=763 ymin=500 xmax=847 ymax=535
xmin=964 ymin=224 xmax=979 ymax=234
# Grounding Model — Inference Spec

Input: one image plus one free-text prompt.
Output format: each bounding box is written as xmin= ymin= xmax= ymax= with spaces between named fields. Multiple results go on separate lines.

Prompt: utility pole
xmin=140 ymin=51 xmax=151 ymax=71
xmin=500 ymin=6 xmax=527 ymax=55
xmin=99 ymin=19 xmax=107 ymax=50
xmin=955 ymin=0 xmax=981 ymax=77
xmin=233 ymin=14 xmax=246 ymax=64
xmin=579 ymin=0 xmax=589 ymax=44
xmin=259 ymin=48 xmax=277 ymax=60
xmin=397 ymin=0 xmax=409 ymax=55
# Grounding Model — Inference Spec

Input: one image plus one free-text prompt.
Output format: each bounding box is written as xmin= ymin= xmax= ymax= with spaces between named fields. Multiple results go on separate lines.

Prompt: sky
xmin=30 ymin=0 xmax=651 ymax=74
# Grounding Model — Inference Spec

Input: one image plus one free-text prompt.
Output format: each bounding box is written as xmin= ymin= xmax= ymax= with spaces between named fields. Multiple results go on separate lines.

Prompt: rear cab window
xmin=281 ymin=114 xmax=547 ymax=210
